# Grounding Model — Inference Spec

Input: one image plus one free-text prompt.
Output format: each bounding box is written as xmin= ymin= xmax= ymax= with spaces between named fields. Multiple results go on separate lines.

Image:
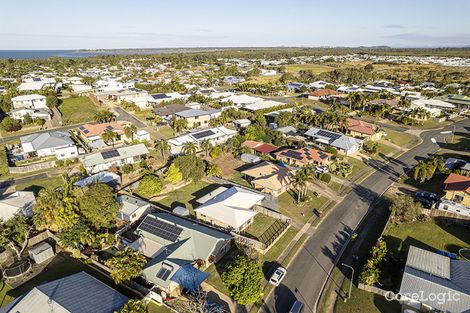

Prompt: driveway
xmin=113 ymin=106 xmax=146 ymax=128
xmin=261 ymin=118 xmax=470 ymax=313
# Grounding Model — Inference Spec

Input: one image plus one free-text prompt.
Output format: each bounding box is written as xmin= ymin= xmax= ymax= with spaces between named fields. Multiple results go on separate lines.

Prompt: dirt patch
xmin=211 ymin=153 xmax=245 ymax=179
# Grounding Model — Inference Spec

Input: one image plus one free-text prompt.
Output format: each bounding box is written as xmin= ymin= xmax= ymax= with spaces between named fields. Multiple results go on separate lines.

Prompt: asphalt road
xmin=261 ymin=118 xmax=470 ymax=313
xmin=113 ymin=106 xmax=146 ymax=128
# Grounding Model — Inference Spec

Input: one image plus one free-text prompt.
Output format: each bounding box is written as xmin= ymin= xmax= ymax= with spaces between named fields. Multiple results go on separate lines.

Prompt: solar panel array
xmin=316 ymin=130 xmax=341 ymax=142
xmin=101 ymin=150 xmax=120 ymax=159
xmin=139 ymin=216 xmax=183 ymax=242
xmin=281 ymin=150 xmax=302 ymax=161
xmin=192 ymin=130 xmax=215 ymax=140
xmin=106 ymin=125 xmax=114 ymax=131
xmin=79 ymin=126 xmax=90 ymax=134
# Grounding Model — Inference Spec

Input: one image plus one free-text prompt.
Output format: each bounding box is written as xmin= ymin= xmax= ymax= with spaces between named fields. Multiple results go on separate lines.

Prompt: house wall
xmin=55 ymin=145 xmax=78 ymax=160
xmin=37 ymin=144 xmax=74 ymax=158
xmin=444 ymin=191 xmax=470 ymax=207
xmin=87 ymin=155 xmax=143 ymax=174
xmin=184 ymin=115 xmax=211 ymax=128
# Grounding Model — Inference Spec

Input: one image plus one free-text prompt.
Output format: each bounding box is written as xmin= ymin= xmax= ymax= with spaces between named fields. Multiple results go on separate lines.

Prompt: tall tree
xmin=200 ymin=139 xmax=212 ymax=158
xmin=78 ymin=183 xmax=119 ymax=230
xmin=155 ymin=139 xmax=170 ymax=161
xmin=183 ymin=142 xmax=198 ymax=155
xmin=124 ymin=124 xmax=137 ymax=141
xmin=163 ymin=163 xmax=183 ymax=184
xmin=0 ymin=215 xmax=31 ymax=260
xmin=101 ymin=129 xmax=118 ymax=147
xmin=105 ymin=248 xmax=147 ymax=284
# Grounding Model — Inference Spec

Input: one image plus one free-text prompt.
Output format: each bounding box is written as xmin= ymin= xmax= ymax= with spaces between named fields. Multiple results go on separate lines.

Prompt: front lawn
xmin=148 ymin=302 xmax=175 ymax=313
xmin=279 ymin=190 xmax=329 ymax=224
xmin=15 ymin=175 xmax=65 ymax=194
xmin=383 ymin=129 xmax=419 ymax=148
xmin=158 ymin=126 xmax=175 ymax=139
xmin=156 ymin=180 xmax=217 ymax=212
xmin=58 ymin=96 xmax=99 ymax=124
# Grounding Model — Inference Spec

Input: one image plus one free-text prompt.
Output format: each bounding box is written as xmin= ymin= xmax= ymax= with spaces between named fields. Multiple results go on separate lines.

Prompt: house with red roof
xmin=443 ymin=173 xmax=470 ymax=207
xmin=346 ymin=118 xmax=382 ymax=140
xmin=274 ymin=146 xmax=331 ymax=166
xmin=241 ymin=140 xmax=279 ymax=154
xmin=308 ymin=88 xmax=339 ymax=101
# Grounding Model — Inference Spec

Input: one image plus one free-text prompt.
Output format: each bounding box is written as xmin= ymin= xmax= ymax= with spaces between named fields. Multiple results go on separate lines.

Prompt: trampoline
xmin=3 ymin=259 xmax=32 ymax=280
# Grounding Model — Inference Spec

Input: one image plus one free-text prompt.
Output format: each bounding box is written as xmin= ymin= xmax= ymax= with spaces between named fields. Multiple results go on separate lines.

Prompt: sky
xmin=1 ymin=0 xmax=469 ymax=50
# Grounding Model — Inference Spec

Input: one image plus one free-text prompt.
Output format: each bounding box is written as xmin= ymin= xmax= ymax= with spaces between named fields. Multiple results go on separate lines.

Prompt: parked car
xmin=289 ymin=300 xmax=304 ymax=313
xmin=415 ymin=196 xmax=434 ymax=209
xmin=269 ymin=267 xmax=287 ymax=286
xmin=415 ymin=191 xmax=438 ymax=202
xmin=315 ymin=165 xmax=329 ymax=174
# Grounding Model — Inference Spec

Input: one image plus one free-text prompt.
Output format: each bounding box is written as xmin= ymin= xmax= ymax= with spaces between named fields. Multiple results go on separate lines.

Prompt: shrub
xmin=55 ymin=160 xmax=64 ymax=167
xmin=325 ymin=146 xmax=337 ymax=155
xmin=320 ymin=173 xmax=331 ymax=183
xmin=64 ymin=159 xmax=73 ymax=166
xmin=209 ymin=146 xmax=222 ymax=158
xmin=136 ymin=174 xmax=164 ymax=198
xmin=121 ymin=164 xmax=134 ymax=174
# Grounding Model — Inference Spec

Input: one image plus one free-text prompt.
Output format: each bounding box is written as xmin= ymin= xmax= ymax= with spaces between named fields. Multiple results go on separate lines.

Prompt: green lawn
xmin=383 ymin=129 xmax=419 ymax=148
xmin=58 ymin=96 xmax=99 ymax=124
xmin=230 ymin=171 xmax=252 ymax=188
xmin=0 ymin=253 xmax=138 ymax=308
xmin=260 ymin=227 xmax=299 ymax=263
xmin=148 ymin=302 xmax=175 ymax=313
xmin=0 ymin=145 xmax=9 ymax=177
xmin=243 ymin=213 xmax=277 ymax=239
xmin=285 ymin=63 xmax=334 ymax=74
xmin=345 ymin=156 xmax=369 ymax=180
xmin=445 ymin=134 xmax=470 ymax=152
xmin=156 ymin=180 xmax=216 ymax=212
xmin=279 ymin=191 xmax=329 ymax=224
xmin=157 ymin=126 xmax=175 ymax=139
xmin=15 ymin=175 xmax=65 ymax=194
xmin=376 ymin=141 xmax=399 ymax=158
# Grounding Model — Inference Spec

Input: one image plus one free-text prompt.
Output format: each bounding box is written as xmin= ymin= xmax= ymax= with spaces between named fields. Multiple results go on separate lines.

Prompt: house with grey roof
xmin=175 ymin=108 xmax=221 ymax=128
xmin=153 ymin=104 xmax=188 ymax=120
xmin=0 ymin=271 xmax=128 ymax=313
xmin=20 ymin=131 xmax=78 ymax=160
xmin=399 ymin=246 xmax=470 ymax=313
xmin=129 ymin=212 xmax=231 ymax=295
xmin=80 ymin=143 xmax=149 ymax=174
xmin=304 ymin=127 xmax=363 ymax=155
xmin=0 ymin=191 xmax=35 ymax=222
xmin=116 ymin=195 xmax=152 ymax=223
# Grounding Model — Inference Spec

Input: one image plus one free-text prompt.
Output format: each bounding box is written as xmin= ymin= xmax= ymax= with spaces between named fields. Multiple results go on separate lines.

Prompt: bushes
xmin=136 ymin=174 xmax=164 ymax=198
xmin=363 ymin=140 xmax=378 ymax=155
xmin=359 ymin=239 xmax=387 ymax=286
xmin=209 ymin=146 xmax=222 ymax=158
xmin=319 ymin=173 xmax=331 ymax=183
xmin=121 ymin=164 xmax=135 ymax=174
xmin=0 ymin=117 xmax=22 ymax=132
xmin=173 ymin=155 xmax=206 ymax=182
xmin=0 ymin=145 xmax=9 ymax=176
xmin=325 ymin=146 xmax=338 ymax=155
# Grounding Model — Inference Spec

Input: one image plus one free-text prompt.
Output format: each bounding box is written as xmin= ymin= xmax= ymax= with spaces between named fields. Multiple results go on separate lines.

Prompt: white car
xmin=315 ymin=165 xmax=329 ymax=174
xmin=269 ymin=267 xmax=287 ymax=286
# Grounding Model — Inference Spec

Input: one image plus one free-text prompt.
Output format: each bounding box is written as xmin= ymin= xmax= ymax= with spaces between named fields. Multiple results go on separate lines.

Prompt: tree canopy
xmin=136 ymin=174 xmax=164 ymax=198
xmin=173 ymin=155 xmax=206 ymax=182
xmin=78 ymin=183 xmax=119 ymax=229
xmin=105 ymin=248 xmax=147 ymax=284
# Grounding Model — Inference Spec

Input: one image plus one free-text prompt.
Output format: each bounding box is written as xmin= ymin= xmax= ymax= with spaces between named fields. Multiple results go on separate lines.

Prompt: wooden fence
xmin=9 ymin=160 xmax=55 ymax=174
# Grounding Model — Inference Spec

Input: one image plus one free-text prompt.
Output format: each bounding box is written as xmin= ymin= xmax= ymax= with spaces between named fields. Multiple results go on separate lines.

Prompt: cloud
xmin=384 ymin=24 xmax=406 ymax=29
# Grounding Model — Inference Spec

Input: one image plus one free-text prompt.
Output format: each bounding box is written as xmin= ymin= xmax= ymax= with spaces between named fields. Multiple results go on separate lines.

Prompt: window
xmin=454 ymin=195 xmax=464 ymax=203
xmin=131 ymin=213 xmax=137 ymax=218
xmin=156 ymin=263 xmax=173 ymax=280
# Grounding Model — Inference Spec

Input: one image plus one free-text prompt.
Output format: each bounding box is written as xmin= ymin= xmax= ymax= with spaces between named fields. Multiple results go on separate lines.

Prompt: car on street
xmin=315 ymin=165 xmax=329 ymax=173
xmin=269 ymin=266 xmax=287 ymax=286
xmin=289 ymin=300 xmax=304 ymax=313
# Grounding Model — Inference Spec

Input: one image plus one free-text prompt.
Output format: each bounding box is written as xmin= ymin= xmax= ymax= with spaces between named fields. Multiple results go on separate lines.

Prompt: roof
xmin=347 ymin=118 xmax=376 ymax=136
xmin=20 ymin=131 xmax=74 ymax=151
xmin=444 ymin=173 xmax=470 ymax=194
xmin=170 ymin=263 xmax=209 ymax=293
xmin=399 ymin=246 xmax=470 ymax=312
xmin=81 ymin=143 xmax=149 ymax=168
xmin=241 ymin=140 xmax=278 ymax=154
xmin=412 ymin=98 xmax=456 ymax=109
xmin=117 ymin=194 xmax=150 ymax=216
xmin=195 ymin=186 xmax=264 ymax=229
xmin=304 ymin=127 xmax=363 ymax=151
xmin=241 ymin=161 xmax=293 ymax=191
xmin=153 ymin=104 xmax=188 ymax=117
xmin=168 ymin=127 xmax=237 ymax=147
xmin=175 ymin=108 xmax=219 ymax=118
xmin=74 ymin=171 xmax=121 ymax=188
xmin=29 ymin=242 xmax=53 ymax=256
xmin=274 ymin=147 xmax=331 ymax=164
xmin=136 ymin=212 xmax=231 ymax=288
xmin=0 ymin=191 xmax=35 ymax=209
xmin=78 ymin=122 xmax=124 ymax=138
xmin=11 ymin=94 xmax=46 ymax=101
xmin=3 ymin=271 xmax=128 ymax=313
xmin=310 ymin=88 xmax=338 ymax=97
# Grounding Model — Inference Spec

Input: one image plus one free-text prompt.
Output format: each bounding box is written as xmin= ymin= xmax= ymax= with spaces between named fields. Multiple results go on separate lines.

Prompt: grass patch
xmin=376 ymin=142 xmax=398 ymax=157
xmin=230 ymin=171 xmax=252 ymax=188
xmin=445 ymin=133 xmax=470 ymax=152
xmin=243 ymin=213 xmax=277 ymax=239
xmin=15 ymin=175 xmax=65 ymax=194
xmin=148 ymin=302 xmax=174 ymax=313
xmin=0 ymin=145 xmax=9 ymax=177
xmin=279 ymin=191 xmax=329 ymax=224
xmin=59 ymin=96 xmax=99 ymax=124
xmin=260 ymin=227 xmax=298 ymax=263
xmin=205 ymin=245 xmax=241 ymax=296
xmin=156 ymin=180 xmax=216 ymax=213
xmin=344 ymin=156 xmax=369 ymax=180
xmin=157 ymin=126 xmax=175 ymax=139
xmin=285 ymin=63 xmax=334 ymax=74
xmin=247 ymin=75 xmax=281 ymax=84
xmin=383 ymin=129 xmax=418 ymax=148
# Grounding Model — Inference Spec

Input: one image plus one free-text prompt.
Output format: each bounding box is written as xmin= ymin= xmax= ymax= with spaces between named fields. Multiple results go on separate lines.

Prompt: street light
xmin=341 ymin=263 xmax=354 ymax=302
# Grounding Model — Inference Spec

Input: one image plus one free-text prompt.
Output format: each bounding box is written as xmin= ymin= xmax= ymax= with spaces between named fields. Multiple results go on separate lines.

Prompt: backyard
xmin=58 ymin=96 xmax=100 ymax=124
xmin=242 ymin=213 xmax=278 ymax=240
xmin=285 ymin=63 xmax=335 ymax=74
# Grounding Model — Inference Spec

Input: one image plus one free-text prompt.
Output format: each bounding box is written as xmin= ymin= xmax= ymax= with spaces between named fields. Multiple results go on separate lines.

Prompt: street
xmin=261 ymin=118 xmax=470 ymax=313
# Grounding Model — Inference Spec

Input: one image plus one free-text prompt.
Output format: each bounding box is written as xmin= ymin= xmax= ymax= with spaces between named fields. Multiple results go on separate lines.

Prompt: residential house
xmin=346 ymin=118 xmax=382 ymax=140
xmin=232 ymin=118 xmax=251 ymax=129
xmin=20 ymin=131 xmax=78 ymax=160
xmin=309 ymin=80 xmax=330 ymax=89
xmin=308 ymin=88 xmax=339 ymax=101
xmin=223 ymin=76 xmax=245 ymax=85
xmin=443 ymin=173 xmax=470 ymax=206
xmin=242 ymin=99 xmax=284 ymax=112
xmin=461 ymin=163 xmax=470 ymax=177
xmin=74 ymin=171 xmax=121 ymax=190
xmin=264 ymin=107 xmax=294 ymax=124
xmin=194 ymin=186 xmax=265 ymax=232
xmin=149 ymin=92 xmax=188 ymax=105
xmin=10 ymin=94 xmax=51 ymax=121
xmin=93 ymin=78 xmax=135 ymax=92
xmin=220 ymin=94 xmax=263 ymax=107
xmin=242 ymin=140 xmax=279 ymax=155
xmin=437 ymin=200 xmax=470 ymax=218
xmin=276 ymin=126 xmax=297 ymax=137
xmin=131 ymin=212 xmax=231 ymax=295
xmin=17 ymin=77 xmax=56 ymax=91
xmin=116 ymin=195 xmax=152 ymax=223
xmin=78 ymin=122 xmax=126 ymax=149
xmin=241 ymin=161 xmax=293 ymax=195
xmin=398 ymin=246 xmax=470 ymax=313
xmin=135 ymin=130 xmax=151 ymax=142
xmin=175 ymin=108 xmax=221 ymax=128
xmin=168 ymin=126 xmax=237 ymax=155
xmin=0 ymin=191 xmax=35 ymax=222
xmin=412 ymin=98 xmax=456 ymax=112
xmin=153 ymin=104 xmax=189 ymax=121
xmin=436 ymin=94 xmax=470 ymax=110
xmin=81 ymin=143 xmax=149 ymax=174
xmin=0 ymin=271 xmax=129 ymax=313
xmin=304 ymin=127 xmax=363 ymax=155
xmin=274 ymin=146 xmax=332 ymax=167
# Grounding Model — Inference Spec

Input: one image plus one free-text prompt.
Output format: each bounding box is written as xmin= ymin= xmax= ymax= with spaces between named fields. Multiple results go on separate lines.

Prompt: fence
xmin=253 ymin=205 xmax=290 ymax=222
xmin=430 ymin=209 xmax=470 ymax=227
xmin=27 ymin=230 xmax=60 ymax=247
xmin=8 ymin=160 xmax=55 ymax=174
xmin=358 ymin=283 xmax=391 ymax=297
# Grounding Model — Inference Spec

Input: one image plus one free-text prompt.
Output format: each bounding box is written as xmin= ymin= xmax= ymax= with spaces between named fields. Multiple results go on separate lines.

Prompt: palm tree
xmin=101 ymin=129 xmax=118 ymax=147
xmin=182 ymin=142 xmax=198 ymax=155
xmin=292 ymin=169 xmax=308 ymax=204
xmin=347 ymin=92 xmax=359 ymax=111
xmin=155 ymin=139 xmax=170 ymax=161
xmin=200 ymin=139 xmax=212 ymax=158
xmin=124 ymin=124 xmax=137 ymax=141
xmin=94 ymin=110 xmax=116 ymax=123
xmin=413 ymin=160 xmax=429 ymax=184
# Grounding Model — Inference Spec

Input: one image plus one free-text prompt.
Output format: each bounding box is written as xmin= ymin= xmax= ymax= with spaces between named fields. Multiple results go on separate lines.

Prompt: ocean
xmin=0 ymin=50 xmax=104 ymax=59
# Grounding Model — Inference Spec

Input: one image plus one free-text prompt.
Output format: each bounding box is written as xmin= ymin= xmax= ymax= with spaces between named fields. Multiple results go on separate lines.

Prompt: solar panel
xmin=192 ymin=130 xmax=215 ymax=140
xmin=316 ymin=130 xmax=341 ymax=142
xmin=101 ymin=150 xmax=120 ymax=159
xmin=106 ymin=125 xmax=114 ymax=130
xmin=139 ymin=216 xmax=183 ymax=242
xmin=282 ymin=150 xmax=303 ymax=160
xmin=79 ymin=126 xmax=86 ymax=131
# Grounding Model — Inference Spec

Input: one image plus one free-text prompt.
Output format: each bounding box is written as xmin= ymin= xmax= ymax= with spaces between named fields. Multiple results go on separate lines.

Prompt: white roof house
xmin=20 ymin=131 xmax=78 ymax=160
xmin=116 ymin=195 xmax=152 ymax=223
xmin=0 ymin=191 xmax=35 ymax=222
xmin=11 ymin=94 xmax=47 ymax=109
xmin=412 ymin=99 xmax=456 ymax=110
xmin=195 ymin=186 xmax=265 ymax=231
xmin=220 ymin=94 xmax=263 ymax=106
xmin=304 ymin=127 xmax=363 ymax=155
xmin=168 ymin=126 xmax=237 ymax=155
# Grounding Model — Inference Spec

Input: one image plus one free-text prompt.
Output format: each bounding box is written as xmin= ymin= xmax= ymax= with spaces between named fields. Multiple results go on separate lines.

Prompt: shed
xmin=28 ymin=242 xmax=54 ymax=264
xmin=241 ymin=153 xmax=261 ymax=164
xmin=172 ymin=206 xmax=190 ymax=217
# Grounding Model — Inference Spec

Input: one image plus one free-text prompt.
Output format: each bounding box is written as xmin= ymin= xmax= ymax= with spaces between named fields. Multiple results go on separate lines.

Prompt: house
xmin=149 ymin=92 xmax=188 ymax=105
xmin=264 ymin=107 xmax=294 ymax=124
xmin=346 ymin=118 xmax=382 ymax=140
xmin=232 ymin=118 xmax=252 ymax=129
xmin=398 ymin=246 xmax=470 ymax=313
xmin=411 ymin=98 xmax=456 ymax=111
xmin=78 ymin=122 xmax=126 ymax=149
xmin=135 ymin=129 xmax=151 ymax=142
xmin=461 ymin=163 xmax=470 ymax=177
xmin=242 ymin=100 xmax=284 ymax=112
xmin=0 ymin=271 xmax=129 ymax=313
xmin=220 ymin=94 xmax=263 ymax=107
xmin=131 ymin=212 xmax=231 ymax=294
xmin=443 ymin=173 xmax=470 ymax=206
xmin=437 ymin=200 xmax=470 ymax=218
xmin=10 ymin=94 xmax=51 ymax=121
xmin=17 ymin=77 xmax=55 ymax=91
xmin=308 ymin=88 xmax=339 ymax=101
xmin=304 ymin=127 xmax=363 ymax=155
xmin=0 ymin=191 xmax=35 ymax=222
xmin=241 ymin=140 xmax=279 ymax=154
xmin=81 ymin=143 xmax=149 ymax=174
xmin=194 ymin=186 xmax=265 ymax=232
xmin=276 ymin=126 xmax=297 ymax=137
xmin=223 ymin=76 xmax=245 ymax=85
xmin=74 ymin=171 xmax=122 ymax=190
xmin=71 ymin=84 xmax=93 ymax=94
xmin=241 ymin=161 xmax=293 ymax=195
xmin=153 ymin=104 xmax=189 ymax=120
xmin=309 ymin=80 xmax=330 ymax=89
xmin=20 ymin=131 xmax=78 ymax=160
xmin=116 ymin=195 xmax=152 ymax=223
xmin=168 ymin=126 xmax=237 ymax=155
xmin=274 ymin=146 xmax=332 ymax=167
xmin=175 ymin=108 xmax=221 ymax=128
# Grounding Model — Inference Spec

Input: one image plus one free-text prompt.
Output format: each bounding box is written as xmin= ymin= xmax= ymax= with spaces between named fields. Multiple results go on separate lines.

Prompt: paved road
xmin=113 ymin=106 xmax=146 ymax=128
xmin=261 ymin=118 xmax=470 ymax=313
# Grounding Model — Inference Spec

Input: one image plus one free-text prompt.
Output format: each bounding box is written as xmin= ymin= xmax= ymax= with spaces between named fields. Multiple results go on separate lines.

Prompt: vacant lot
xmin=383 ymin=129 xmax=419 ymax=148
xmin=285 ymin=63 xmax=334 ymax=74
xmin=157 ymin=180 xmax=217 ymax=212
xmin=279 ymin=190 xmax=329 ymax=224
xmin=59 ymin=96 xmax=99 ymax=124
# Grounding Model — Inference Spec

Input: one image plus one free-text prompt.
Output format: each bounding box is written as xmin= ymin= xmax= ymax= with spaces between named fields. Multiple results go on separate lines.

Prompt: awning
xmin=170 ymin=263 xmax=209 ymax=293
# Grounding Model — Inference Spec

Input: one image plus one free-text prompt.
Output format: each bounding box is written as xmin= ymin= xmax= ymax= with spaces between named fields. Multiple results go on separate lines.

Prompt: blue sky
xmin=1 ymin=0 xmax=469 ymax=49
